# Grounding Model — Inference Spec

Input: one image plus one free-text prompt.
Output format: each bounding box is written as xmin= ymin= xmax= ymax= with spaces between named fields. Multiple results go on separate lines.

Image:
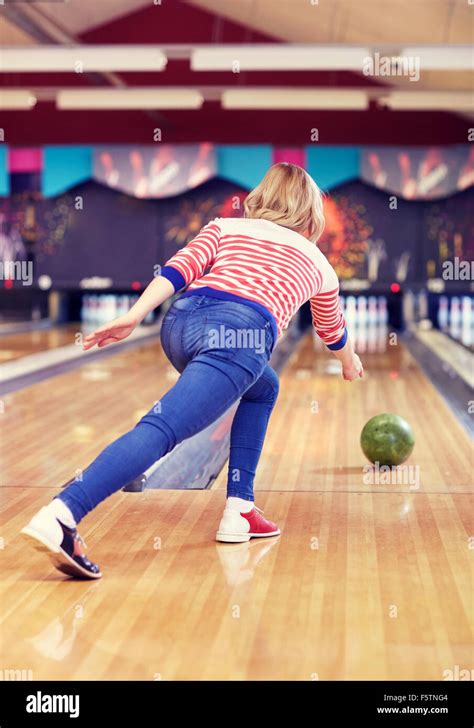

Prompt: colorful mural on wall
xmin=93 ymin=143 xmax=217 ymax=199
xmin=319 ymin=195 xmax=372 ymax=280
xmin=361 ymin=146 xmax=474 ymax=200
xmin=1 ymin=144 xmax=467 ymax=200
xmin=1 ymin=176 xmax=472 ymax=290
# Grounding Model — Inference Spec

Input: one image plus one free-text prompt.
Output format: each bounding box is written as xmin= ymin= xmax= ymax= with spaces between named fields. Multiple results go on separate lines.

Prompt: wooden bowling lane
xmin=214 ymin=332 xmax=473 ymax=493
xmin=1 ymin=486 xmax=471 ymax=680
xmin=0 ymin=338 xmax=177 ymax=488
xmin=0 ymin=324 xmax=80 ymax=363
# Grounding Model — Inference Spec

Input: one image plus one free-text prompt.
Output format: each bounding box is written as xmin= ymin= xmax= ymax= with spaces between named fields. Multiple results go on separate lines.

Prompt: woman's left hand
xmin=82 ymin=314 xmax=138 ymax=350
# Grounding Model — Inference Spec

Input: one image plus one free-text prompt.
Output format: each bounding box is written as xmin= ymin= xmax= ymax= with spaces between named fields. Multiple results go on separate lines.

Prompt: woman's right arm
xmin=309 ymin=265 xmax=363 ymax=382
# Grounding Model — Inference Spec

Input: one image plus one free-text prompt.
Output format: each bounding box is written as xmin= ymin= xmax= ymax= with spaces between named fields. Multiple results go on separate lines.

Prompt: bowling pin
xmin=106 ymin=295 xmax=112 ymax=323
xmin=378 ymin=296 xmax=388 ymax=325
xmin=89 ymin=295 xmax=95 ymax=325
xmin=103 ymin=295 xmax=110 ymax=322
xmin=438 ymin=296 xmax=449 ymax=331
xmin=91 ymin=295 xmax=98 ymax=325
xmin=403 ymin=290 xmax=415 ymax=329
xmin=97 ymin=295 xmax=104 ymax=325
xmin=462 ymin=296 xmax=471 ymax=326
xmin=101 ymin=295 xmax=108 ymax=324
xmin=109 ymin=294 xmax=117 ymax=321
xmin=418 ymin=289 xmax=428 ymax=321
xmin=358 ymin=296 xmax=368 ymax=326
xmin=368 ymin=296 xmax=378 ymax=325
xmin=461 ymin=296 xmax=472 ymax=347
xmin=449 ymin=297 xmax=461 ymax=339
xmin=345 ymin=296 xmax=357 ymax=338
xmin=101 ymin=294 xmax=110 ymax=324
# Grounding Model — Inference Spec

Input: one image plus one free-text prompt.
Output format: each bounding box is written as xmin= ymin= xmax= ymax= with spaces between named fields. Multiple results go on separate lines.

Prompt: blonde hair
xmin=243 ymin=163 xmax=325 ymax=242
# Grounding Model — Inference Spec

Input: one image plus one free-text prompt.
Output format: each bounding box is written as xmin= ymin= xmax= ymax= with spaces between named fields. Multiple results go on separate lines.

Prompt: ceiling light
xmin=0 ymin=90 xmax=37 ymax=109
xmin=384 ymin=91 xmax=473 ymax=111
xmin=192 ymin=45 xmax=370 ymax=71
xmin=0 ymin=46 xmax=167 ymax=72
xmin=401 ymin=46 xmax=473 ymax=71
xmin=221 ymin=89 xmax=368 ymax=110
xmin=56 ymin=88 xmax=203 ymax=110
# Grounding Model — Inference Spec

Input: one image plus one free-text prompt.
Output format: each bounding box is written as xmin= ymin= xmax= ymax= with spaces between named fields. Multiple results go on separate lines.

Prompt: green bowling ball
xmin=361 ymin=413 xmax=415 ymax=467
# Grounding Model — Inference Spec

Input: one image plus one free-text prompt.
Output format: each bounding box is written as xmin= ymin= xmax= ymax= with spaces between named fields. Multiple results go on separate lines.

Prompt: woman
xmin=22 ymin=163 xmax=364 ymax=579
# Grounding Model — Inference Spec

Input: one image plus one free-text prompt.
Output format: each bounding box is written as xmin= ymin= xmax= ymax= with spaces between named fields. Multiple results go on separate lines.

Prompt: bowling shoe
xmin=21 ymin=507 xmax=102 ymax=579
xmin=216 ymin=505 xmax=280 ymax=543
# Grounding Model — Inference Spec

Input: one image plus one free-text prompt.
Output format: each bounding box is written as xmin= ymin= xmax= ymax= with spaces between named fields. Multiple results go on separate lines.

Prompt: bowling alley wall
xmin=0 ymin=144 xmax=473 ymax=327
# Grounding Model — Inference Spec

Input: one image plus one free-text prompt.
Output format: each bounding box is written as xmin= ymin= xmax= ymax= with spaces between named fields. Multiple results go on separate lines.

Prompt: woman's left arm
xmin=128 ymin=276 xmax=175 ymax=325
xmin=83 ymin=220 xmax=221 ymax=351
xmin=82 ymin=276 xmax=174 ymax=350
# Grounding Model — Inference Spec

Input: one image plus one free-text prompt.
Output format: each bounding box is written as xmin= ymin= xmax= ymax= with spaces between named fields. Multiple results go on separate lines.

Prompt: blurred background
xmin=0 ymin=1 xmax=472 ymax=359
xmin=0 ymin=0 xmax=472 ymax=684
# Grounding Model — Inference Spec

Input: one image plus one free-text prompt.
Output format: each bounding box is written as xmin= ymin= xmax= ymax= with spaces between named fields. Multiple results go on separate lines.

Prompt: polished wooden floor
xmin=0 ymin=336 xmax=174 ymax=488
xmin=215 ymin=333 xmax=473 ymax=492
xmin=1 ymin=487 xmax=471 ymax=680
xmin=0 ymin=324 xmax=79 ymax=363
xmin=0 ymin=329 xmax=472 ymax=680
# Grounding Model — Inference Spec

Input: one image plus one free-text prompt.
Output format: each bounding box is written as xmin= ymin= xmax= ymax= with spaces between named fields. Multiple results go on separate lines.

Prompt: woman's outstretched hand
xmin=82 ymin=314 xmax=138 ymax=351
xmin=342 ymin=353 xmax=364 ymax=381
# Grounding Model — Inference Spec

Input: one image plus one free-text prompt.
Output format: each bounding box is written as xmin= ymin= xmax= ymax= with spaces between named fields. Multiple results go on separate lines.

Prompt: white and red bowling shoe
xmin=216 ymin=505 xmax=280 ymax=543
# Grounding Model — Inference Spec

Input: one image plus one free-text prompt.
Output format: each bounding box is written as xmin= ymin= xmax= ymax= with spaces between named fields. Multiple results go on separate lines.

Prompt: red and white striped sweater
xmin=160 ymin=217 xmax=347 ymax=349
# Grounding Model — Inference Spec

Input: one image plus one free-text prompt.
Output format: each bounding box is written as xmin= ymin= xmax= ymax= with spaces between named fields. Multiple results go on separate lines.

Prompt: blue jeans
xmin=59 ymin=295 xmax=279 ymax=523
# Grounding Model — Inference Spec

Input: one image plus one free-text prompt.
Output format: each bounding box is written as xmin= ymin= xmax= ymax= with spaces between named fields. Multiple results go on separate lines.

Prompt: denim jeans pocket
xmin=160 ymin=311 xmax=177 ymax=356
xmin=173 ymin=296 xmax=203 ymax=313
xmin=264 ymin=321 xmax=275 ymax=357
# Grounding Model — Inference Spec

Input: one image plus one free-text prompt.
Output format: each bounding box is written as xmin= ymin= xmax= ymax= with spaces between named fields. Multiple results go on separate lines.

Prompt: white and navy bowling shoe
xmin=21 ymin=507 xmax=101 ymax=580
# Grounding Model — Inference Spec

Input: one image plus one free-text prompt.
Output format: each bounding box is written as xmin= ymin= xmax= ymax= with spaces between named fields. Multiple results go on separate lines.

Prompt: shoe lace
xmin=255 ymin=506 xmax=264 ymax=515
xmin=75 ymin=533 xmax=88 ymax=550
